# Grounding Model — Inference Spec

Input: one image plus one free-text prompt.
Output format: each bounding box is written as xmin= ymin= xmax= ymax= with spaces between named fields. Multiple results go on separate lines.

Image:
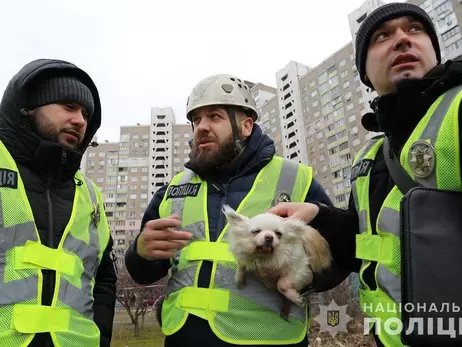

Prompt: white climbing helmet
xmin=186 ymin=74 xmax=258 ymax=121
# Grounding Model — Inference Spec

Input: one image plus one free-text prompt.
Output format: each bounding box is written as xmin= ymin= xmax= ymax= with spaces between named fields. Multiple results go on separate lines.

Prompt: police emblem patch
xmin=408 ymin=140 xmax=435 ymax=178
xmin=272 ymin=191 xmax=291 ymax=206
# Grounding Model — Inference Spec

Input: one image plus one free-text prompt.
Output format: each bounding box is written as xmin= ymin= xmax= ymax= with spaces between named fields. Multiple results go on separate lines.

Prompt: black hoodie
xmin=309 ymin=60 xmax=462 ymax=347
xmin=0 ymin=59 xmax=117 ymax=347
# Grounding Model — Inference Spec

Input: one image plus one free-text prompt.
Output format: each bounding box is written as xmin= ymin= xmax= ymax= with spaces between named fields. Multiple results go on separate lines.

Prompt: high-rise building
xmin=83 ymin=124 xmax=151 ymax=267
xmin=171 ymin=123 xmax=193 ymax=176
xmin=411 ymin=0 xmax=462 ymax=61
xmin=276 ymin=61 xmax=311 ymax=164
xmin=348 ymin=0 xmax=385 ymax=113
xmin=149 ymin=107 xmax=176 ymax=198
xmin=83 ymin=107 xmax=194 ymax=266
xmin=251 ymin=83 xmax=284 ymax=156
xmin=298 ymin=43 xmax=370 ymax=208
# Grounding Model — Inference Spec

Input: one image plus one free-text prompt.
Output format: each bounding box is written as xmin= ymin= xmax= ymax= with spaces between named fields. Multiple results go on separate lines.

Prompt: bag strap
xmin=383 ymin=136 xmax=419 ymax=194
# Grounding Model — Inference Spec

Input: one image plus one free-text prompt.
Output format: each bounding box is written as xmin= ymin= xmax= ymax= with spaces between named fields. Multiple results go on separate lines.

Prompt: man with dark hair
xmin=0 ymin=59 xmax=117 ymax=347
xmin=268 ymin=3 xmax=462 ymax=346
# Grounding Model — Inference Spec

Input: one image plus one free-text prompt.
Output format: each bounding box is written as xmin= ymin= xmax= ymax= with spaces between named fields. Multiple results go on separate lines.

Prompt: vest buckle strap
xmin=14 ymin=240 xmax=77 ymax=276
xmin=185 ymin=241 xmax=235 ymax=263
xmin=355 ymin=234 xmax=393 ymax=264
xmin=178 ymin=287 xmax=229 ymax=312
xmin=12 ymin=304 xmax=70 ymax=333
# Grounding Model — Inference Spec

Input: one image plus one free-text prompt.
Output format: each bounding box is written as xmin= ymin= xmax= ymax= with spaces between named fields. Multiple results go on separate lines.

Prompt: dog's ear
xmin=282 ymin=218 xmax=306 ymax=241
xmin=222 ymin=205 xmax=248 ymax=227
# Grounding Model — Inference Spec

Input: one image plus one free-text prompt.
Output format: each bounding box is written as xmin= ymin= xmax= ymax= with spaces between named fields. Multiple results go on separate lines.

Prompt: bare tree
xmin=116 ymin=269 xmax=167 ymax=336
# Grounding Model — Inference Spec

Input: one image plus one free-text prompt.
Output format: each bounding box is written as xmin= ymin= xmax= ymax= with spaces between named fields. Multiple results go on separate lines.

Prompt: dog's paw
xmin=235 ymin=272 xmax=246 ymax=289
xmin=293 ymin=295 xmax=307 ymax=308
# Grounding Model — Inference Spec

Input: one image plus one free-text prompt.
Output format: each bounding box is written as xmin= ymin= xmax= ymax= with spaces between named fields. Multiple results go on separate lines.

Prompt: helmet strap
xmin=226 ymin=106 xmax=244 ymax=155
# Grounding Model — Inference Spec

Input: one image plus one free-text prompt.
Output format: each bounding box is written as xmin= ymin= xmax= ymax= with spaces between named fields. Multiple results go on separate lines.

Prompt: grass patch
xmin=112 ymin=325 xmax=165 ymax=347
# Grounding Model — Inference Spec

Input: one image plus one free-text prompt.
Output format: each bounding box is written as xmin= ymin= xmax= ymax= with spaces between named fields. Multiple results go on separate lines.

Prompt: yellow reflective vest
xmin=159 ymin=155 xmax=313 ymax=345
xmin=0 ymin=140 xmax=111 ymax=347
xmin=351 ymin=85 xmax=462 ymax=346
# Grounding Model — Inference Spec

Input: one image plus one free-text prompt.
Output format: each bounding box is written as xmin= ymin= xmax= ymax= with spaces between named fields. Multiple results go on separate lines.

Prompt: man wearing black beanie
xmin=268 ymin=2 xmax=462 ymax=347
xmin=0 ymin=59 xmax=117 ymax=347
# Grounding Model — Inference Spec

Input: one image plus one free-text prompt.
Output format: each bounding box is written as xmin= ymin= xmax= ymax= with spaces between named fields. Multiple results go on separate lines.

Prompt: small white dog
xmin=222 ymin=204 xmax=332 ymax=309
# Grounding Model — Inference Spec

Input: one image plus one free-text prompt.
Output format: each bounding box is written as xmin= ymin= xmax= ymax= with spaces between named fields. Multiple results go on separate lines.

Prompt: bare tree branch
xmin=115 ymin=268 xmax=167 ymax=336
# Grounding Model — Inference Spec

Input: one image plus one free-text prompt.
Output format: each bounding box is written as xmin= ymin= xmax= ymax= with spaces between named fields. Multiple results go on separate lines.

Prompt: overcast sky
xmin=0 ymin=0 xmax=401 ymax=142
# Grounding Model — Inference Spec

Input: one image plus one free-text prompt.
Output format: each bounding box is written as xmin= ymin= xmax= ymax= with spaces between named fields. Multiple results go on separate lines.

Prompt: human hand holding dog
xmin=137 ymin=215 xmax=193 ymax=260
xmin=266 ymin=202 xmax=320 ymax=224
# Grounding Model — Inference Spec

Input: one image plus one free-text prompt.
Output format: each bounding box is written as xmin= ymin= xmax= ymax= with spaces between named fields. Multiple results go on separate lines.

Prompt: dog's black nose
xmin=264 ymin=235 xmax=273 ymax=243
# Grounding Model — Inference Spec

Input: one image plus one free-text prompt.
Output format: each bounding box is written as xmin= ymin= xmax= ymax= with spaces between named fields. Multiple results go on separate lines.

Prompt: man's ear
xmin=222 ymin=205 xmax=248 ymax=226
xmin=240 ymin=117 xmax=253 ymax=137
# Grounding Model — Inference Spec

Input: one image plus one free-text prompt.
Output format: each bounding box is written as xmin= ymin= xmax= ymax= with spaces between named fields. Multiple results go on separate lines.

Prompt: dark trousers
xmin=164 ymin=314 xmax=309 ymax=347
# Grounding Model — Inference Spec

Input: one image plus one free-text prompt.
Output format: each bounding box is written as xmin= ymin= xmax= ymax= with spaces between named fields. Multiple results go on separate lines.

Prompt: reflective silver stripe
xmin=170 ymin=170 xmax=203 ymax=265
xmin=277 ymin=158 xmax=299 ymax=194
xmin=377 ymin=207 xmax=400 ymax=237
xmin=165 ymin=266 xmax=197 ymax=297
xmin=166 ymin=170 xmax=202 ymax=296
xmin=0 ymin=194 xmax=38 ymax=304
xmin=351 ymin=136 xmax=382 ymax=222
xmin=414 ymin=85 xmax=462 ymax=187
xmin=353 ymin=136 xmax=383 ymax=166
xmin=215 ymin=264 xmax=306 ymax=320
xmin=171 ymin=170 xmax=196 ymax=219
xmin=57 ymin=176 xmax=101 ymax=320
xmin=377 ymin=264 xmax=401 ymax=303
xmin=351 ymin=138 xmax=383 ymax=234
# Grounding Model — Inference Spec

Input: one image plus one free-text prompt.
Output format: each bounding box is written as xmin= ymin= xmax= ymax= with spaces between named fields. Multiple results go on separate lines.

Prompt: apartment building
xmin=172 ymin=123 xmax=193 ymax=176
xmin=299 ymin=43 xmax=369 ymax=208
xmin=84 ymin=124 xmax=151 ymax=267
xmin=251 ymin=83 xmax=284 ymax=156
xmin=275 ymin=61 xmax=311 ymax=164
xmin=273 ymin=0 xmax=462 ymax=208
xmin=411 ymin=0 xmax=462 ymax=61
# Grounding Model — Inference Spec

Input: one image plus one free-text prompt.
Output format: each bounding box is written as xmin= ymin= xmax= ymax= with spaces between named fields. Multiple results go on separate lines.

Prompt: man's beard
xmin=189 ymin=133 xmax=237 ymax=172
xmin=30 ymin=108 xmax=81 ymax=150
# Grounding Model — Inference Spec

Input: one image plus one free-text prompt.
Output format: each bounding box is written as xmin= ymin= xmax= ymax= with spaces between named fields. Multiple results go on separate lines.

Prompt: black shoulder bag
xmin=383 ymin=137 xmax=462 ymax=346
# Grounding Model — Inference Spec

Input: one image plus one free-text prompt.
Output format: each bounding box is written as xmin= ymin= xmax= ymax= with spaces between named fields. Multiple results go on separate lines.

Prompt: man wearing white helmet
xmin=125 ymin=74 xmax=349 ymax=346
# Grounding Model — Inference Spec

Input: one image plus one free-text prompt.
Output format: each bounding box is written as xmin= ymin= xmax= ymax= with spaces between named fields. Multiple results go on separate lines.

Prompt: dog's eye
xmin=251 ymin=229 xmax=261 ymax=234
xmin=275 ymin=230 xmax=282 ymax=238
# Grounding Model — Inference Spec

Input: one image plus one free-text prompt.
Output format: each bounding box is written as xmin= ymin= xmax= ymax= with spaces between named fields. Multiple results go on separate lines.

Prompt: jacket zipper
xmin=213 ymin=183 xmax=227 ymax=242
xmin=42 ymin=174 xmax=53 ymax=347
xmin=42 ymin=149 xmax=66 ymax=347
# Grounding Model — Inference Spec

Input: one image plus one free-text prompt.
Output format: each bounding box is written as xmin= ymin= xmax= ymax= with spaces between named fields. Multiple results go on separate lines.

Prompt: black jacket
xmin=0 ymin=59 xmax=117 ymax=347
xmin=310 ymin=60 xmax=462 ymax=346
xmin=125 ymin=124 xmax=352 ymax=347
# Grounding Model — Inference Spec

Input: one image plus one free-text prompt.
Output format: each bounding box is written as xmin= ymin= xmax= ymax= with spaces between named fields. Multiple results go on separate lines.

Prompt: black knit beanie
xmin=355 ymin=2 xmax=441 ymax=89
xmin=27 ymin=76 xmax=95 ymax=119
